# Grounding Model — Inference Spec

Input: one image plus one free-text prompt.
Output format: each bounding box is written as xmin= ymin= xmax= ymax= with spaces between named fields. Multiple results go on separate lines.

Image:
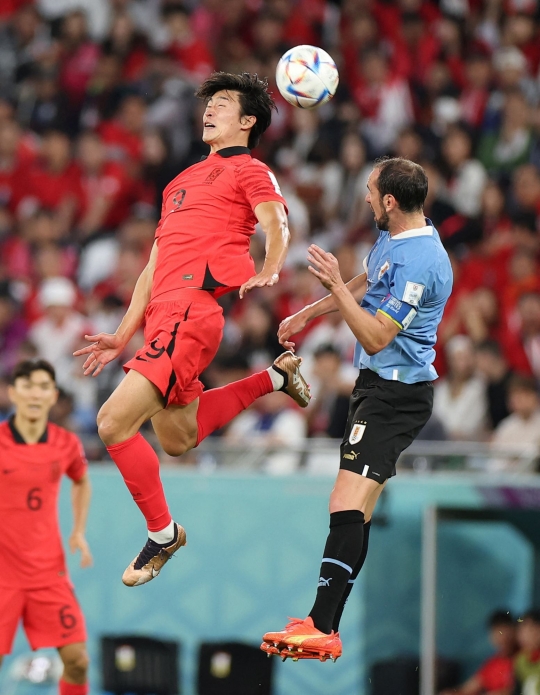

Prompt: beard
xmin=375 ymin=209 xmax=390 ymax=231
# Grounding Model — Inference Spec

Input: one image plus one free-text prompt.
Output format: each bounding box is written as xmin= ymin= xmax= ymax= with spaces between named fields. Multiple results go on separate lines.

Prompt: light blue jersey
xmin=353 ymin=220 xmax=452 ymax=383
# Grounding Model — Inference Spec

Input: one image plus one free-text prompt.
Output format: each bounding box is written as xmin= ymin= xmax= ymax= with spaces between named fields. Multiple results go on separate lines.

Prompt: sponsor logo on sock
xmin=318 ymin=577 xmax=332 ymax=587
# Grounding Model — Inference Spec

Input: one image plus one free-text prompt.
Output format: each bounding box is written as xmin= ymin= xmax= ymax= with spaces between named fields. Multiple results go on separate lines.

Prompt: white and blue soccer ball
xmin=276 ymin=45 xmax=339 ymax=109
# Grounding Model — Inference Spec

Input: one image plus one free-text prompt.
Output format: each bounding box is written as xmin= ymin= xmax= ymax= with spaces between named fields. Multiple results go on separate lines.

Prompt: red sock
xmin=196 ymin=371 xmax=273 ymax=445
xmin=59 ymin=680 xmax=88 ymax=695
xmin=107 ymin=433 xmax=172 ymax=532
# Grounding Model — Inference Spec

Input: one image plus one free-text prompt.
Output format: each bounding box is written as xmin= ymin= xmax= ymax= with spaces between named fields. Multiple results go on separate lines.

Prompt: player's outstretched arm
xmin=73 ymin=240 xmax=159 ymax=376
xmin=69 ymin=472 xmax=93 ymax=568
xmin=307 ymin=244 xmax=399 ymax=355
xmin=240 ymin=201 xmax=290 ymax=298
xmin=278 ymin=271 xmax=367 ymax=351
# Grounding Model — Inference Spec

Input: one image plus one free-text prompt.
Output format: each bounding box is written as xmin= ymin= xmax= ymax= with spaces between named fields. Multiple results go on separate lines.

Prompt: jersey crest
xmin=378 ymin=260 xmax=390 ymax=280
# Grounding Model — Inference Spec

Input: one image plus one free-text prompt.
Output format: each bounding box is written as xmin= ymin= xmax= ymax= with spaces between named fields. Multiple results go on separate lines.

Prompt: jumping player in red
xmin=74 ymin=72 xmax=310 ymax=587
xmin=0 ymin=360 xmax=92 ymax=695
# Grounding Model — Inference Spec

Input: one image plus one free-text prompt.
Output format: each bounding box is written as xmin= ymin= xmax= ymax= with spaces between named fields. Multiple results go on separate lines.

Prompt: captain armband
xmin=377 ymin=293 xmax=417 ymax=330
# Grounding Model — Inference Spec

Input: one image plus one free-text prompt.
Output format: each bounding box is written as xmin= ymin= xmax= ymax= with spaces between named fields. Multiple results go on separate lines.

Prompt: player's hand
xmin=239 ymin=270 xmax=280 ymax=298
xmin=69 ymin=532 xmax=93 ymax=568
xmin=307 ymin=244 xmax=345 ymax=292
xmin=73 ymin=332 xmax=125 ymax=377
xmin=278 ymin=310 xmax=310 ymax=351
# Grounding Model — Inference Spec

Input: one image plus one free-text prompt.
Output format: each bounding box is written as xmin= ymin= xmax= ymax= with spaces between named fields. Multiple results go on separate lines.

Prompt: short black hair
xmin=314 ymin=343 xmax=342 ymax=359
xmin=476 ymin=339 xmax=503 ymax=358
xmin=522 ymin=609 xmax=540 ymax=625
xmin=195 ymin=72 xmax=276 ymax=149
xmin=488 ymin=610 xmax=514 ymax=628
xmin=10 ymin=359 xmax=56 ymax=385
xmin=374 ymin=157 xmax=428 ymax=213
xmin=508 ymin=374 xmax=538 ymax=395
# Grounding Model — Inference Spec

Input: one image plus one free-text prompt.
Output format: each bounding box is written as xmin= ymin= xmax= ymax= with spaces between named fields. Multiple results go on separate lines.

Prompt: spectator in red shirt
xmin=502 ymin=291 xmax=540 ymax=377
xmin=74 ymin=130 xmax=132 ymax=239
xmin=162 ymin=4 xmax=214 ymax=82
xmin=19 ymin=130 xmax=79 ymax=233
xmin=440 ymin=610 xmax=516 ymax=695
xmin=0 ymin=120 xmax=30 ymax=214
xmin=101 ymin=11 xmax=149 ymax=82
xmin=58 ymin=10 xmax=100 ymax=110
xmin=354 ymin=49 xmax=414 ymax=155
xmin=459 ymin=53 xmax=492 ymax=131
xmin=98 ymin=94 xmax=147 ymax=166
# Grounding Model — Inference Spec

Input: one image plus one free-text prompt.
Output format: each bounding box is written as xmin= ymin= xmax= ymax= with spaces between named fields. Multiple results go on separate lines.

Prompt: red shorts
xmin=0 ymin=578 xmax=87 ymax=654
xmin=124 ymin=289 xmax=224 ymax=407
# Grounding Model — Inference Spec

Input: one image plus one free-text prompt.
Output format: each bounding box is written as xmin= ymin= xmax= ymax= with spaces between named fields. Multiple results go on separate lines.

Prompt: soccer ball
xmin=276 ymin=45 xmax=339 ymax=109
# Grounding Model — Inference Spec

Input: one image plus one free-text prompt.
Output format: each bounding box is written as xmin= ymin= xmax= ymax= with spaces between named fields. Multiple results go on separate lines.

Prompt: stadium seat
xmin=197 ymin=641 xmax=274 ymax=695
xmin=101 ymin=635 xmax=180 ymax=695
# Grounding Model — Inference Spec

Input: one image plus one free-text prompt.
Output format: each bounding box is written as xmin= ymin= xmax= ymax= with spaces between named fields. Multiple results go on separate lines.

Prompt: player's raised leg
xmin=153 ymin=351 xmax=310 ymax=457
xmin=58 ymin=642 xmax=89 ymax=695
xmin=97 ymin=370 xmax=186 ymax=587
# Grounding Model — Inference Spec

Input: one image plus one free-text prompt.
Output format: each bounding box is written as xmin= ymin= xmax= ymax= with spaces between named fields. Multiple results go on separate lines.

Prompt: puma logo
xmin=318 ymin=577 xmax=332 ymax=587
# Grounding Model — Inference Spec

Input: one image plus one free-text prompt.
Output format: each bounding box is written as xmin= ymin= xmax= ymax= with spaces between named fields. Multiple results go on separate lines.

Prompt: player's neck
xmin=13 ymin=413 xmax=48 ymax=444
xmin=209 ymin=138 xmax=249 ymax=154
xmin=388 ymin=212 xmax=427 ymax=236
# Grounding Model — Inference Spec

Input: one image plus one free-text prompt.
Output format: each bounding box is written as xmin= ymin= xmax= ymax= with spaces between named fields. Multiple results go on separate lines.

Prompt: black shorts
xmin=340 ymin=369 xmax=433 ymax=483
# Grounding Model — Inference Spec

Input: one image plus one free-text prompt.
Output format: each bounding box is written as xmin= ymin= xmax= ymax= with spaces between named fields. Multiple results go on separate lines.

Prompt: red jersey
xmin=152 ymin=147 xmax=287 ymax=300
xmin=477 ymin=654 xmax=514 ymax=692
xmin=74 ymin=160 xmax=132 ymax=230
xmin=0 ymin=419 xmax=87 ymax=589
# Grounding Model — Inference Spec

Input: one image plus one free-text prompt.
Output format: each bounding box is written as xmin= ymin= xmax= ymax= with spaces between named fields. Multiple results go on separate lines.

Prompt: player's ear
xmin=7 ymin=385 xmax=16 ymax=406
xmin=384 ymin=194 xmax=396 ymax=211
xmin=240 ymin=114 xmax=256 ymax=131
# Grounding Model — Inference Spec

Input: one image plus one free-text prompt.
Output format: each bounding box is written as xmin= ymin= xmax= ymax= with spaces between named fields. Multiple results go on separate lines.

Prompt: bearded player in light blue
xmin=261 ymin=157 xmax=452 ymax=662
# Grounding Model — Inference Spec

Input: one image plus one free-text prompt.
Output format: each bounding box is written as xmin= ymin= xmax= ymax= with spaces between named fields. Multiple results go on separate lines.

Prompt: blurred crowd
xmin=439 ymin=609 xmax=540 ymax=695
xmin=0 ymin=0 xmax=540 ymax=465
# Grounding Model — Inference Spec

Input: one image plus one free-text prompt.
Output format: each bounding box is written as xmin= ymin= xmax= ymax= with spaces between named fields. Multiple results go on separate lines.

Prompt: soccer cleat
xmin=262 ymin=617 xmax=342 ymax=661
xmin=260 ymin=642 xmax=331 ymax=662
xmin=272 ymin=352 xmax=311 ymax=408
xmin=122 ymin=522 xmax=186 ymax=587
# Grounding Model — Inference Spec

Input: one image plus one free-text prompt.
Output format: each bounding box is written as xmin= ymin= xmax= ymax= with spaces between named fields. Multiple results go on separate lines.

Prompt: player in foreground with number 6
xmin=0 ymin=360 xmax=92 ymax=695
xmin=261 ymin=158 xmax=453 ymax=662
xmin=74 ymin=72 xmax=310 ymax=587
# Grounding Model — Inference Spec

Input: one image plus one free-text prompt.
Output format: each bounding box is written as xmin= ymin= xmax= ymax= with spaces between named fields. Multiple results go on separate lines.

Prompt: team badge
xmin=378 ymin=260 xmax=390 ymax=280
xmin=349 ymin=421 xmax=367 ymax=445
xmin=203 ymin=167 xmax=225 ymax=184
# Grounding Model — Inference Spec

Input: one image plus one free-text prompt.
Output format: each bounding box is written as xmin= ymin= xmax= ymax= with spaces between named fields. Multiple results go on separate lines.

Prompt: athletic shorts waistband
xmin=356 ymin=368 xmax=431 ymax=387
xmin=150 ymin=288 xmax=219 ymax=305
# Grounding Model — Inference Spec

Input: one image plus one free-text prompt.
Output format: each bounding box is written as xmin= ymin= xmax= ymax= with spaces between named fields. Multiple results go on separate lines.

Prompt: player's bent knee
xmin=97 ymin=406 xmax=128 ymax=446
xmin=61 ymin=647 xmax=89 ymax=681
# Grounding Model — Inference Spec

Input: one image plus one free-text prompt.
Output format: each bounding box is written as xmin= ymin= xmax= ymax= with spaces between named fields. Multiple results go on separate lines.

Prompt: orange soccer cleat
xmin=261 ymin=617 xmax=342 ymax=662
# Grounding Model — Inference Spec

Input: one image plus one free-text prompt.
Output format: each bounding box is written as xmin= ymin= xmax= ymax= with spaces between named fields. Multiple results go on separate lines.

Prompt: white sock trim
xmin=148 ymin=520 xmax=175 ymax=545
xmin=267 ymin=366 xmax=284 ymax=391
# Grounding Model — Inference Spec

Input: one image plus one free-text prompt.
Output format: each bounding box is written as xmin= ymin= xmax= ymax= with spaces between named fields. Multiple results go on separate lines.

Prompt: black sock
xmin=332 ymin=520 xmax=371 ymax=632
xmin=308 ymin=510 xmax=365 ymax=634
